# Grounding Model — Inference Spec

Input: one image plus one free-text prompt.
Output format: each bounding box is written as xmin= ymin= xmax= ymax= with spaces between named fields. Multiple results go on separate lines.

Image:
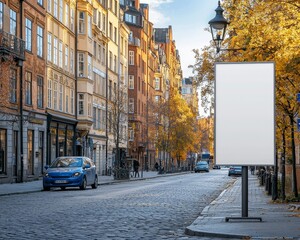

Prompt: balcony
xmin=0 ymin=30 xmax=25 ymax=61
xmin=128 ymin=37 xmax=140 ymax=47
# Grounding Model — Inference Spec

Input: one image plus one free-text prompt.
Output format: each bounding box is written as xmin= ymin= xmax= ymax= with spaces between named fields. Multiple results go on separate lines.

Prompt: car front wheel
xmin=80 ymin=177 xmax=87 ymax=190
xmin=43 ymin=186 xmax=50 ymax=191
xmin=91 ymin=175 xmax=98 ymax=189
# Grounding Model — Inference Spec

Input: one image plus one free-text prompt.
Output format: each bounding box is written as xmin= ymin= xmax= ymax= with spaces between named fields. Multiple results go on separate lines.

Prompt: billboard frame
xmin=214 ymin=62 xmax=275 ymax=167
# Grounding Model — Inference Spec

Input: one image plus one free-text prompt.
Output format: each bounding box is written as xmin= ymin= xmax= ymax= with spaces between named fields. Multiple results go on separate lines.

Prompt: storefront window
xmin=0 ymin=129 xmax=7 ymax=174
xmin=67 ymin=125 xmax=74 ymax=156
xmin=27 ymin=130 xmax=34 ymax=175
xmin=50 ymin=123 xmax=57 ymax=163
xmin=58 ymin=124 xmax=66 ymax=156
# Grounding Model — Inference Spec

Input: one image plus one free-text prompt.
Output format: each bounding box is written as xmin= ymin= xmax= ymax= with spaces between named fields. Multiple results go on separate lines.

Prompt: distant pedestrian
xmin=154 ymin=162 xmax=158 ymax=171
xmin=250 ymin=166 xmax=255 ymax=175
xmin=133 ymin=160 xmax=140 ymax=177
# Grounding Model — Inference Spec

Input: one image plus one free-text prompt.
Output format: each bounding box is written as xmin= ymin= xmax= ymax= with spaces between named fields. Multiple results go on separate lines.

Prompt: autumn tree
xmin=192 ymin=0 xmax=300 ymax=197
xmin=109 ymin=82 xmax=128 ymax=179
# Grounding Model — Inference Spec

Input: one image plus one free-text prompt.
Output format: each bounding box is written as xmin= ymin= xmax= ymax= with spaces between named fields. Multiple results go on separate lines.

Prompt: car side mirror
xmin=84 ymin=164 xmax=91 ymax=169
xmin=44 ymin=165 xmax=49 ymax=170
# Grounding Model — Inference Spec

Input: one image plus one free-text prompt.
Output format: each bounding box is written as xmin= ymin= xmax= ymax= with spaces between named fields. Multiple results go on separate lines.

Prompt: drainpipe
xmin=74 ymin=0 xmax=78 ymax=155
xmin=19 ymin=0 xmax=24 ymax=183
xmin=105 ymin=7 xmax=109 ymax=175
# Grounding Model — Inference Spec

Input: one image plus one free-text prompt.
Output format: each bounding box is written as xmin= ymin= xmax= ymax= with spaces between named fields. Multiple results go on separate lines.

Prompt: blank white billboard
xmin=215 ymin=62 xmax=275 ymax=166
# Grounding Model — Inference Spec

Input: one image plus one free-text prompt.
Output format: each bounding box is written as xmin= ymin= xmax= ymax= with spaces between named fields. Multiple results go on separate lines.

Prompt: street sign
xmin=297 ymin=93 xmax=300 ymax=102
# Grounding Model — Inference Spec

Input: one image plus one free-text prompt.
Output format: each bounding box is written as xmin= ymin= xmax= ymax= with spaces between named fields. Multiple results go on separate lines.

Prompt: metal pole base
xmin=225 ymin=217 xmax=262 ymax=222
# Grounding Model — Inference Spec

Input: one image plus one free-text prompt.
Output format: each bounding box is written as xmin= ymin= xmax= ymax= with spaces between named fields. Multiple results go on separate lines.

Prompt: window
xmin=125 ymin=13 xmax=137 ymax=24
xmin=78 ymin=94 xmax=84 ymax=115
xmin=79 ymin=12 xmax=85 ymax=34
xmin=102 ymin=14 xmax=106 ymax=33
xmin=37 ymin=26 xmax=43 ymax=57
xmin=25 ymin=72 xmax=32 ymax=105
xmin=70 ymin=8 xmax=74 ymax=31
xmin=10 ymin=10 xmax=17 ymax=35
xmin=53 ymin=0 xmax=58 ymax=18
xmin=93 ymin=9 xmax=97 ymax=24
xmin=27 ymin=130 xmax=34 ymax=175
xmin=129 ymin=98 xmax=134 ymax=113
xmin=54 ymin=0 xmax=58 ymax=18
xmin=129 ymin=51 xmax=134 ymax=65
xmin=113 ymin=55 xmax=117 ymax=72
xmin=10 ymin=68 xmax=17 ymax=103
xmin=65 ymin=87 xmax=69 ymax=113
xmin=93 ymin=107 xmax=97 ymax=128
xmin=109 ymin=22 xmax=113 ymax=39
xmin=59 ymin=83 xmax=63 ymax=111
xmin=120 ymin=36 xmax=123 ymax=55
xmin=65 ymin=3 xmax=69 ymax=27
xmin=25 ymin=18 xmax=32 ymax=51
xmin=65 ymin=45 xmax=69 ymax=71
xmin=114 ymin=27 xmax=117 ymax=42
xmin=70 ymin=89 xmax=74 ymax=114
xmin=101 ymin=110 xmax=106 ymax=130
xmin=47 ymin=0 xmax=52 ymax=13
xmin=155 ymin=78 xmax=160 ymax=90
xmin=47 ymin=33 xmax=52 ymax=61
xmin=38 ymin=0 xmax=43 ymax=6
xmin=109 ymin=51 xmax=112 ymax=69
xmin=88 ymin=15 xmax=92 ymax=38
xmin=59 ymin=0 xmax=63 ymax=22
xmin=53 ymin=37 xmax=58 ymax=65
xmin=93 ymin=41 xmax=97 ymax=57
xmin=102 ymin=46 xmax=105 ymax=65
xmin=129 ymin=129 xmax=134 ymax=141
xmin=0 ymin=129 xmax=7 ymax=174
xmin=0 ymin=2 xmax=3 ymax=30
xmin=37 ymin=76 xmax=43 ymax=108
xmin=97 ymin=11 xmax=101 ymax=29
xmin=108 ymin=80 xmax=112 ymax=100
xmin=88 ymin=55 xmax=92 ymax=79
xmin=129 ymin=75 xmax=134 ymax=89
xmin=78 ymin=53 xmax=84 ymax=77
xmin=53 ymin=81 xmax=58 ymax=110
xmin=87 ymin=95 xmax=92 ymax=117
xmin=59 ymin=41 xmax=63 ymax=68
xmin=48 ymin=79 xmax=52 ymax=108
xmin=70 ymin=49 xmax=74 ymax=73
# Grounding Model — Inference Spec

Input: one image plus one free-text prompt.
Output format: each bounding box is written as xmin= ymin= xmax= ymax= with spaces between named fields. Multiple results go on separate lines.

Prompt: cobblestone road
xmin=0 ymin=170 xmax=234 ymax=240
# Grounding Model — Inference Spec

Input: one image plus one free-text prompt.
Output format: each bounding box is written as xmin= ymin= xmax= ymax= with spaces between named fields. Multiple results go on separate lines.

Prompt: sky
xmin=140 ymin=0 xmax=218 ymax=78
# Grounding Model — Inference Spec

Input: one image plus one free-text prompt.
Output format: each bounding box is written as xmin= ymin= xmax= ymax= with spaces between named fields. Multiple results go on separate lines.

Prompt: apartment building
xmin=46 ymin=0 xmax=77 ymax=165
xmin=154 ymin=26 xmax=182 ymax=90
xmin=88 ymin=0 xmax=108 ymax=175
xmin=120 ymin=0 xmax=155 ymax=171
xmin=181 ymin=77 xmax=199 ymax=115
xmin=0 ymin=0 xmax=46 ymax=183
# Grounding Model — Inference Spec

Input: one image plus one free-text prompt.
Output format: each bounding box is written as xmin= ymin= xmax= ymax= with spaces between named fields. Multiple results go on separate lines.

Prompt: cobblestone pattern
xmin=0 ymin=171 xmax=232 ymax=240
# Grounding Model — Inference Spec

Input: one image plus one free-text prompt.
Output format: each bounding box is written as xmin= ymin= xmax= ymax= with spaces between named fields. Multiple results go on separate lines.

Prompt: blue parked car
xmin=195 ymin=161 xmax=209 ymax=173
xmin=228 ymin=166 xmax=242 ymax=176
xmin=43 ymin=156 xmax=98 ymax=191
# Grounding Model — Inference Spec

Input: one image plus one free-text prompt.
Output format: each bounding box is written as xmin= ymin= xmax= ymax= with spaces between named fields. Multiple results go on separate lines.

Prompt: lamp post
xmin=208 ymin=1 xmax=246 ymax=53
xmin=208 ymin=1 xmax=229 ymax=53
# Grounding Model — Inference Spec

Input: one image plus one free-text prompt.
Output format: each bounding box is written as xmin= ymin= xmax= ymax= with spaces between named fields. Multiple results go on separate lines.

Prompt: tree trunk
xmin=289 ymin=114 xmax=298 ymax=198
xmin=281 ymin=129 xmax=286 ymax=200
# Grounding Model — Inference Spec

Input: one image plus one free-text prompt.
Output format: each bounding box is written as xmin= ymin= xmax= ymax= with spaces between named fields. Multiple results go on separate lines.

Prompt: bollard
xmin=267 ymin=174 xmax=272 ymax=195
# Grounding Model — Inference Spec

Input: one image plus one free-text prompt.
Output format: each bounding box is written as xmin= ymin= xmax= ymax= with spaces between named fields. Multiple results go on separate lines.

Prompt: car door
xmin=83 ymin=158 xmax=92 ymax=184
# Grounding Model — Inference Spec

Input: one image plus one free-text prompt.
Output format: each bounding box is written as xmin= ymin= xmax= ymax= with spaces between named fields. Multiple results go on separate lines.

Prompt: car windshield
xmin=50 ymin=158 xmax=83 ymax=168
xmin=198 ymin=162 xmax=207 ymax=165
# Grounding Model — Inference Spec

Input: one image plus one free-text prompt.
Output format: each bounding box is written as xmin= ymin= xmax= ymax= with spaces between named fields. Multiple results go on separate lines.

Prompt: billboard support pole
xmin=242 ymin=166 xmax=248 ymax=217
xmin=225 ymin=166 xmax=262 ymax=222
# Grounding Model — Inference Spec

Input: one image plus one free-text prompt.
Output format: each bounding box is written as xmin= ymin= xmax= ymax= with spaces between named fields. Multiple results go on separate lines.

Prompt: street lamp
xmin=208 ymin=1 xmax=228 ymax=53
xmin=209 ymin=1 xmax=246 ymax=53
